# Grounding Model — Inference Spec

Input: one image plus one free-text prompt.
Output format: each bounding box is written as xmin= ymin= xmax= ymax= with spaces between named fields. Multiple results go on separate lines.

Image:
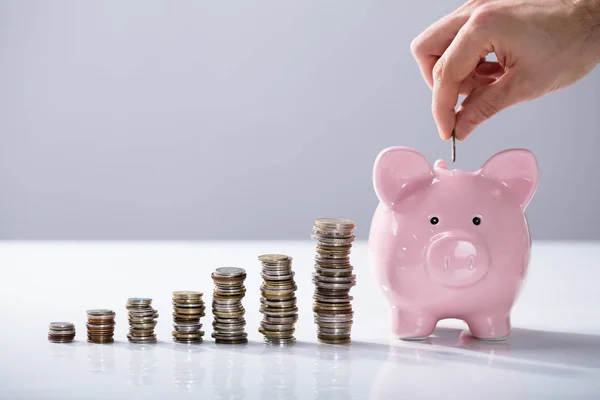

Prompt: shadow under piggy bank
xmin=368 ymin=327 xmax=600 ymax=399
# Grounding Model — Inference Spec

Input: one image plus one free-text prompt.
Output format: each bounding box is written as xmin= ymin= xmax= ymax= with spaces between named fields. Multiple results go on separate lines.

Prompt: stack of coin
xmin=86 ymin=309 xmax=116 ymax=344
xmin=211 ymin=267 xmax=248 ymax=344
xmin=258 ymin=254 xmax=298 ymax=345
xmin=48 ymin=321 xmax=76 ymax=343
xmin=126 ymin=298 xmax=158 ymax=344
xmin=310 ymin=218 xmax=357 ymax=344
xmin=172 ymin=291 xmax=205 ymax=344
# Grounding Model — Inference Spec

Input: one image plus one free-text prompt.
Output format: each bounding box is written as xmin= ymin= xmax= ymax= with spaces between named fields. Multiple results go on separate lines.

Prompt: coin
xmin=126 ymin=299 xmax=158 ymax=344
xmin=172 ymin=290 xmax=205 ymax=344
xmin=258 ymin=253 xmax=297 ymax=345
xmin=311 ymin=217 xmax=357 ymax=344
xmin=85 ymin=309 xmax=115 ymax=344
xmin=211 ymin=267 xmax=247 ymax=344
xmin=451 ymin=128 xmax=456 ymax=162
xmin=315 ymin=218 xmax=355 ymax=229
xmin=49 ymin=322 xmax=74 ymax=331
xmin=258 ymin=254 xmax=290 ymax=264
xmin=265 ymin=337 xmax=297 ymax=346
xmin=214 ymin=267 xmax=246 ymax=277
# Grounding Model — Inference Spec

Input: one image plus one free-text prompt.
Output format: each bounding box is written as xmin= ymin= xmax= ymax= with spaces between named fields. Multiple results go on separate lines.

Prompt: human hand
xmin=411 ymin=0 xmax=600 ymax=140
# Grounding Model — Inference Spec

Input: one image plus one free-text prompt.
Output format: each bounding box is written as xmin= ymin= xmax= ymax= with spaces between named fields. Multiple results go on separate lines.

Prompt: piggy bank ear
xmin=479 ymin=149 xmax=539 ymax=210
xmin=373 ymin=146 xmax=434 ymax=210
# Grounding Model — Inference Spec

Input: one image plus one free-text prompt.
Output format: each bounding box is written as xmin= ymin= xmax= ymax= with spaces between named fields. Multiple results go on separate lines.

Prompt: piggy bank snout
xmin=425 ymin=233 xmax=490 ymax=287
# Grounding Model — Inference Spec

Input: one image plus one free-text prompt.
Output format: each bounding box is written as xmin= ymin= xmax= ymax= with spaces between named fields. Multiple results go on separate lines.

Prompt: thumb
xmin=454 ymin=73 xmax=519 ymax=139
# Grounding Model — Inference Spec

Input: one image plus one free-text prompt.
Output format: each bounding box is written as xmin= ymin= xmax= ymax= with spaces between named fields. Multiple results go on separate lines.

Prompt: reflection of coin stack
xmin=48 ymin=322 xmax=76 ymax=343
xmin=86 ymin=309 xmax=115 ymax=344
xmin=173 ymin=348 xmax=205 ymax=392
xmin=172 ymin=291 xmax=205 ymax=344
xmin=88 ymin=344 xmax=115 ymax=374
xmin=211 ymin=267 xmax=248 ymax=344
xmin=212 ymin=348 xmax=245 ymax=399
xmin=126 ymin=298 xmax=158 ymax=344
xmin=261 ymin=346 xmax=298 ymax=400
xmin=314 ymin=347 xmax=352 ymax=400
xmin=128 ymin=346 xmax=157 ymax=387
xmin=311 ymin=218 xmax=357 ymax=344
xmin=258 ymin=254 xmax=298 ymax=345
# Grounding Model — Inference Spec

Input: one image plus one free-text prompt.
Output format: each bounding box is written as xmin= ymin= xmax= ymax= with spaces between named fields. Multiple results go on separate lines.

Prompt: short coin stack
xmin=211 ymin=267 xmax=248 ymax=344
xmin=311 ymin=218 xmax=357 ymax=344
xmin=258 ymin=254 xmax=298 ymax=345
xmin=172 ymin=291 xmax=206 ymax=344
xmin=126 ymin=298 xmax=158 ymax=344
xmin=48 ymin=322 xmax=76 ymax=343
xmin=86 ymin=309 xmax=116 ymax=344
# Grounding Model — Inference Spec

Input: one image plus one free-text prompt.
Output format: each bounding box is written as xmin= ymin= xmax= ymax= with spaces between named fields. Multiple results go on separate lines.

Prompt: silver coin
xmin=314 ymin=315 xmax=354 ymax=323
xmin=313 ymin=293 xmax=353 ymax=302
xmin=214 ymin=267 xmax=246 ymax=277
xmin=128 ymin=308 xmax=157 ymax=316
xmin=314 ymin=281 xmax=356 ymax=290
xmin=49 ymin=329 xmax=76 ymax=336
xmin=314 ymin=320 xmax=353 ymax=327
xmin=214 ymin=317 xmax=245 ymax=324
xmin=260 ymin=322 xmax=295 ymax=330
xmin=312 ymin=235 xmax=355 ymax=244
xmin=265 ymin=337 xmax=296 ymax=345
xmin=263 ymin=315 xmax=298 ymax=324
xmin=129 ymin=322 xmax=157 ymax=330
xmin=174 ymin=326 xmax=202 ymax=333
xmin=312 ymin=273 xmax=356 ymax=283
xmin=213 ymin=324 xmax=245 ymax=332
xmin=87 ymin=309 xmax=115 ymax=316
xmin=49 ymin=322 xmax=74 ymax=330
xmin=127 ymin=298 xmax=152 ymax=303
xmin=213 ymin=298 xmax=242 ymax=304
xmin=258 ymin=254 xmax=291 ymax=263
xmin=260 ymin=308 xmax=298 ymax=317
xmin=260 ymin=297 xmax=297 ymax=306
xmin=314 ymin=218 xmax=356 ymax=228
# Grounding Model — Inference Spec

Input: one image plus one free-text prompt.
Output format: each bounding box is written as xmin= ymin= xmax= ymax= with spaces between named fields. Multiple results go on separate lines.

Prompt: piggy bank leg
xmin=465 ymin=313 xmax=511 ymax=341
xmin=392 ymin=309 xmax=437 ymax=340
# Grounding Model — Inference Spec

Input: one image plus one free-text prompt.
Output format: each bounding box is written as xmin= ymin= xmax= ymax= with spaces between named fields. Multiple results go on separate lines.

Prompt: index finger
xmin=432 ymin=19 xmax=492 ymax=140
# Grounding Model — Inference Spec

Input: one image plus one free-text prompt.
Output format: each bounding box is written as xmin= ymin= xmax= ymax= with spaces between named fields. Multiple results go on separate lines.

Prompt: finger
xmin=458 ymin=74 xmax=497 ymax=95
xmin=432 ymin=19 xmax=493 ymax=140
xmin=411 ymin=12 xmax=471 ymax=89
xmin=475 ymin=61 xmax=505 ymax=77
xmin=454 ymin=71 xmax=519 ymax=139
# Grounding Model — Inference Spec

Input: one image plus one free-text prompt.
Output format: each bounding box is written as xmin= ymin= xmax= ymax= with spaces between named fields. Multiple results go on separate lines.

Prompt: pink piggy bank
xmin=368 ymin=147 xmax=538 ymax=340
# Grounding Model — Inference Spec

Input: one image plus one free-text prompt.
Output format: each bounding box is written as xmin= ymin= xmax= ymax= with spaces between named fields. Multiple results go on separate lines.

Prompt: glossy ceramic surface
xmin=368 ymin=147 xmax=539 ymax=340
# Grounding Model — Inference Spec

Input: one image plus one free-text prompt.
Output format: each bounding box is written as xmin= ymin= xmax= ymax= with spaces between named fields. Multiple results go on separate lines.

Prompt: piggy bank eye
xmin=472 ymin=216 xmax=481 ymax=225
xmin=430 ymin=217 xmax=439 ymax=225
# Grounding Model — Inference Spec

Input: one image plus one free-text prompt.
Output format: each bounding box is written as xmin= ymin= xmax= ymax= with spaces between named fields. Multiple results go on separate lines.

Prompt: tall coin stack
xmin=126 ymin=298 xmax=158 ymax=344
xmin=211 ymin=267 xmax=248 ymax=344
xmin=258 ymin=254 xmax=298 ymax=345
xmin=172 ymin=291 xmax=205 ymax=344
xmin=311 ymin=218 xmax=357 ymax=344
xmin=86 ymin=309 xmax=116 ymax=344
xmin=48 ymin=322 xmax=76 ymax=343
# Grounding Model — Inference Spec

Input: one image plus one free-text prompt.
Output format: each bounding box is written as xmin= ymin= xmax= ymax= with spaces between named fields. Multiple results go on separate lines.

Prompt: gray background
xmin=0 ymin=0 xmax=598 ymax=241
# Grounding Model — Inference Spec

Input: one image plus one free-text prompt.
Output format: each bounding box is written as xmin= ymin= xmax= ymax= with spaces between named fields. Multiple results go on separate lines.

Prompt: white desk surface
xmin=1 ymin=240 xmax=599 ymax=399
